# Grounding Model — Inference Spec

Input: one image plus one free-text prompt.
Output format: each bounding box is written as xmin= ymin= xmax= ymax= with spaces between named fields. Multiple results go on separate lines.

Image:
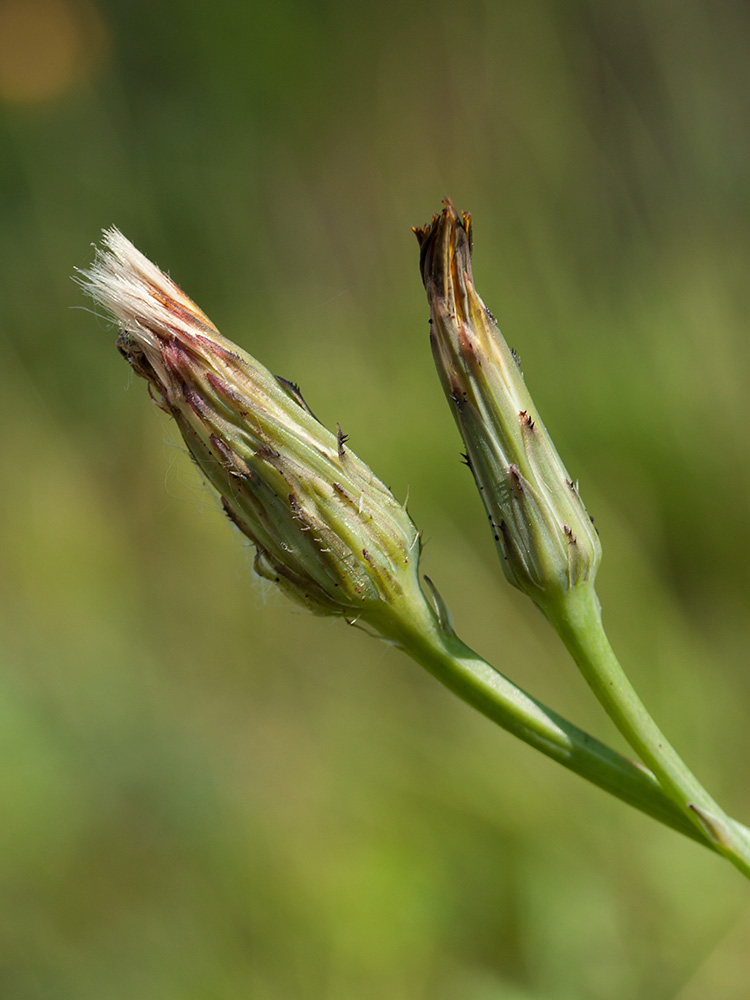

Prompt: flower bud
xmin=82 ymin=228 xmax=424 ymax=627
xmin=414 ymin=201 xmax=601 ymax=609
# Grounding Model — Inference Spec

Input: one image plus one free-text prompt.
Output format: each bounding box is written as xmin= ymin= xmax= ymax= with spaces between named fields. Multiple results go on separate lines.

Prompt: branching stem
xmin=377 ymin=597 xmax=747 ymax=862
xmin=542 ymin=583 xmax=750 ymax=879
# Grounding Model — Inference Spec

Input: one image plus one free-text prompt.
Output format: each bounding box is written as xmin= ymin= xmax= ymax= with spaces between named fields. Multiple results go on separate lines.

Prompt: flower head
xmin=414 ymin=201 xmax=601 ymax=610
xmin=82 ymin=229 xmax=425 ymax=627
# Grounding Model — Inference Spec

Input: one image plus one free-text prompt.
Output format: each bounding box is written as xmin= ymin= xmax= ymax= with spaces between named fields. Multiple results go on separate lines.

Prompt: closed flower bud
xmin=414 ymin=201 xmax=601 ymax=611
xmin=82 ymin=228 xmax=424 ymax=629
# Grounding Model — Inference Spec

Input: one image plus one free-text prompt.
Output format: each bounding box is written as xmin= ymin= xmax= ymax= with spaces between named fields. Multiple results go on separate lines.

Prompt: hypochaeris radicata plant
xmin=80 ymin=202 xmax=750 ymax=879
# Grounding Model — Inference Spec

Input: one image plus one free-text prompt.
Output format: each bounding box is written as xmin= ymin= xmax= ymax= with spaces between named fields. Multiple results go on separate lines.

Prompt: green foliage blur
xmin=2 ymin=0 xmax=750 ymax=996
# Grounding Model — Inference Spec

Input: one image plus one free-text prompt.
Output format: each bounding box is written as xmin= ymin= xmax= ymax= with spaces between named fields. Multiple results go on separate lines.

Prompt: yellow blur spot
xmin=0 ymin=0 xmax=108 ymax=103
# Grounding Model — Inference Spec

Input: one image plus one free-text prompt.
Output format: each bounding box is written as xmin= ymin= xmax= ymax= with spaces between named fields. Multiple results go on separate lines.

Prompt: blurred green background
xmin=2 ymin=0 xmax=750 ymax=996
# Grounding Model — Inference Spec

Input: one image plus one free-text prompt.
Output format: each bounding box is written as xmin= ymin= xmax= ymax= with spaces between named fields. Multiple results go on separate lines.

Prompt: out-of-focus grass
xmin=2 ymin=0 xmax=750 ymax=996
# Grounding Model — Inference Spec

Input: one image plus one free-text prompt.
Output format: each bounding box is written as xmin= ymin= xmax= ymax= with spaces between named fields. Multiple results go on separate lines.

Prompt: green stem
xmin=543 ymin=583 xmax=750 ymax=879
xmin=375 ymin=598 xmax=727 ymax=856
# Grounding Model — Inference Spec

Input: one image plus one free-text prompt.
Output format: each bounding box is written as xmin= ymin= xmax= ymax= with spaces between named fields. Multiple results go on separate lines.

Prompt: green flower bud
xmin=82 ymin=229 xmax=424 ymax=628
xmin=414 ymin=201 xmax=601 ymax=610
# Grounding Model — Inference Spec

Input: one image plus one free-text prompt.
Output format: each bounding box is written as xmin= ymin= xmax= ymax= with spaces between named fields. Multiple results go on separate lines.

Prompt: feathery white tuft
xmin=79 ymin=227 xmax=216 ymax=350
